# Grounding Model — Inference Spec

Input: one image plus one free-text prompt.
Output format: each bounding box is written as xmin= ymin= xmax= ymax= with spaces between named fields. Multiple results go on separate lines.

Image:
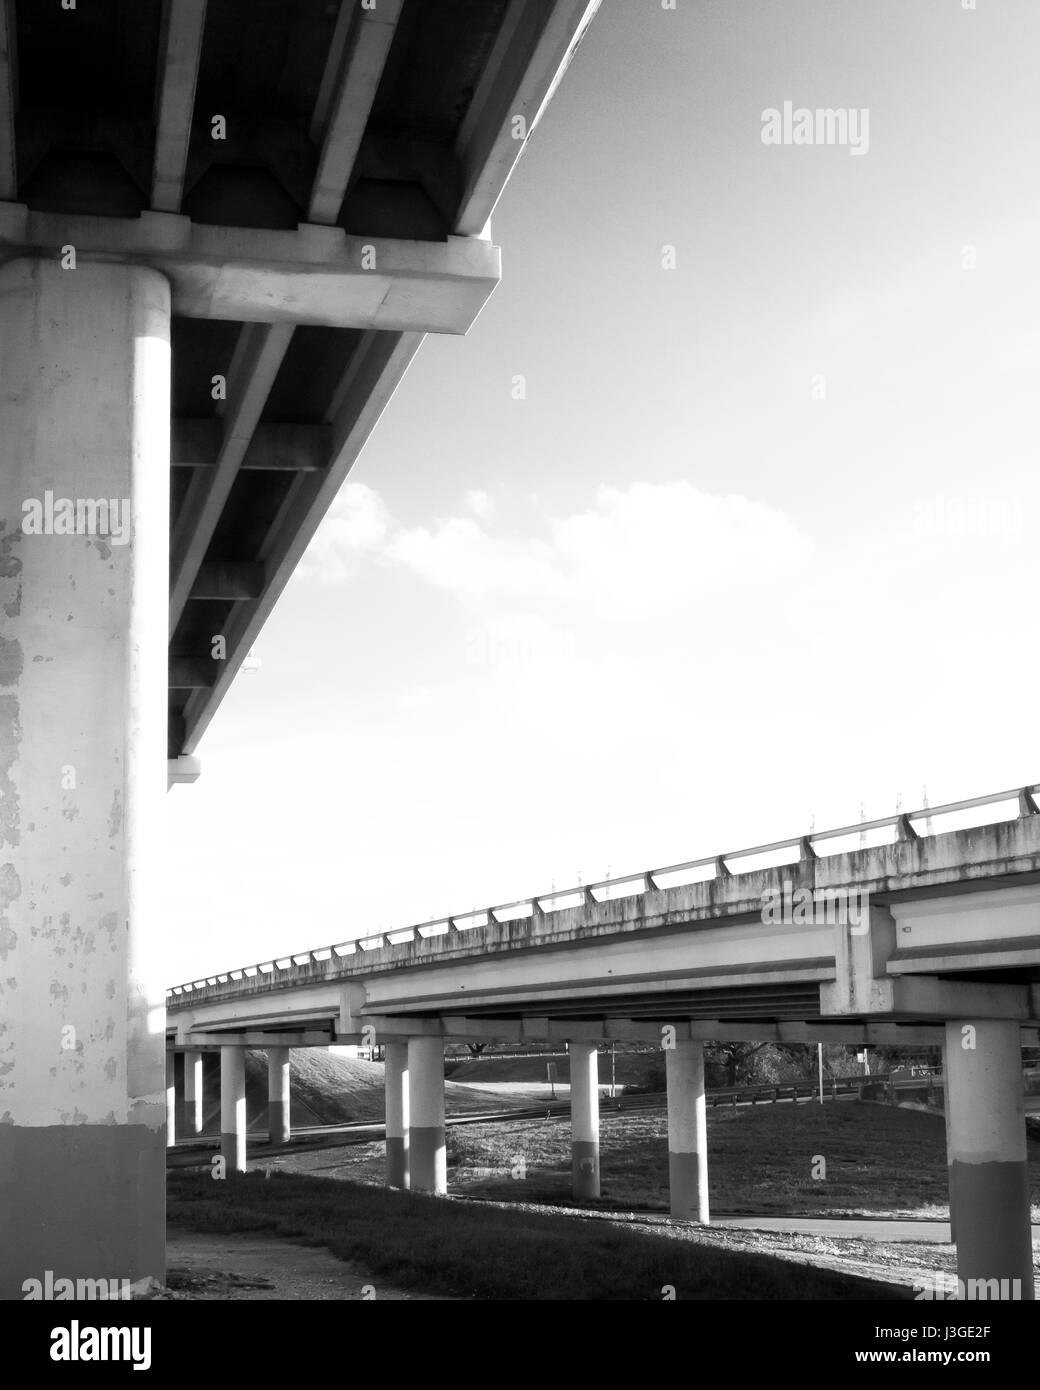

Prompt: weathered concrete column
xmin=267 ymin=1046 xmax=290 ymax=1145
xmin=385 ymin=1042 xmax=409 ymax=1188
xmin=407 ymin=1036 xmax=445 ymax=1193
xmin=0 ymin=258 xmax=170 ymax=1299
xmin=183 ymin=1050 xmax=204 ymax=1137
xmin=570 ymin=1042 xmax=600 ymax=1199
xmin=166 ymin=1052 xmax=177 ymax=1149
xmin=941 ymin=1056 xmax=956 ymax=1245
xmin=944 ymin=1020 xmax=1034 ymax=1299
xmin=666 ymin=1041 xmax=709 ymax=1221
xmin=220 ymin=1046 xmax=247 ymax=1174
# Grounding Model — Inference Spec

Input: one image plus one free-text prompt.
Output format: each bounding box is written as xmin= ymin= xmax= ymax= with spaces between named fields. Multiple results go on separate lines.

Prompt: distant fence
xmin=707 ymin=1076 xmax=869 ymax=1107
xmin=706 ymin=1068 xmax=1040 ymax=1110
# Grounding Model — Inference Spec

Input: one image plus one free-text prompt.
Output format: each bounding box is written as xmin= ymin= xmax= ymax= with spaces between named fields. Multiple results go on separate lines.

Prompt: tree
xmin=706 ymin=1041 xmax=769 ymax=1086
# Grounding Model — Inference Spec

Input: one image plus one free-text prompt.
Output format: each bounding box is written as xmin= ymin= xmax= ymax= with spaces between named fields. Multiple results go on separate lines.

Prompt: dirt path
xmin=165 ymin=1230 xmax=453 ymax=1301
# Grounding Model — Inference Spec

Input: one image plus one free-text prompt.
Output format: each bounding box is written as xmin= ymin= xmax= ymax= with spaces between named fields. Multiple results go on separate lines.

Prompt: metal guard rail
xmin=166 ymin=782 xmax=1040 ymax=1002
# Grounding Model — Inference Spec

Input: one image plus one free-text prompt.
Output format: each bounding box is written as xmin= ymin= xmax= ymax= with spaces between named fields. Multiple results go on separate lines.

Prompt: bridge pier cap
xmin=0 ymin=257 xmax=170 ymax=1299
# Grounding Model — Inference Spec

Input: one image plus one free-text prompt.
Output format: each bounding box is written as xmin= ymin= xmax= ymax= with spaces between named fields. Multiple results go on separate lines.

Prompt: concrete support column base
xmin=572 ymin=1140 xmax=600 ymax=1199
xmin=385 ymin=1042 xmax=409 ymax=1189
xmin=944 ymin=1019 xmax=1034 ymax=1300
xmin=570 ymin=1042 xmax=600 ymax=1200
xmin=407 ymin=1037 xmax=445 ymax=1194
xmin=267 ymin=1046 xmax=290 ymax=1146
xmin=183 ymin=1050 xmax=204 ymax=1138
xmin=220 ymin=1046 xmax=247 ymax=1174
xmin=666 ymin=1040 xmax=709 ymax=1222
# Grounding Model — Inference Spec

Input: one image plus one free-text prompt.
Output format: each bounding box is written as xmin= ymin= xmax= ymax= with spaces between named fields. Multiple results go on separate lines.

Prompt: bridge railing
xmin=165 ymin=782 xmax=1040 ymax=1002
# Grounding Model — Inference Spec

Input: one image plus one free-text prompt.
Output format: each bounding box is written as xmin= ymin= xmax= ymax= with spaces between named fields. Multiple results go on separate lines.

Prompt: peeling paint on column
xmin=107 ymin=790 xmax=122 ymax=839
xmin=0 ymin=862 xmax=20 ymax=962
xmin=0 ymin=636 xmax=22 ymax=687
xmin=0 ymin=694 xmax=20 ymax=848
xmin=0 ymin=521 xmax=22 ymax=580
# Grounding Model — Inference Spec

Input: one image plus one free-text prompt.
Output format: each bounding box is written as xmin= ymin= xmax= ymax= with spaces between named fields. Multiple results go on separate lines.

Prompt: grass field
xmin=169 ymin=1101 xmax=1040 ymax=1299
xmin=166 ymin=1169 xmax=900 ymax=1300
xmin=441 ymin=1101 xmax=1040 ymax=1218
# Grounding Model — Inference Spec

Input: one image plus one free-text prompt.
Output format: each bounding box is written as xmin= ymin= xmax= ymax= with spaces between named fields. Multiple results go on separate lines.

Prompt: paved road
xmin=714 ymin=1215 xmax=1040 ymax=1243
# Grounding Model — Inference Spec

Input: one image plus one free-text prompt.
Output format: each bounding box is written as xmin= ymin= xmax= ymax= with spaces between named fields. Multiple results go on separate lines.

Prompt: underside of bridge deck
xmin=0 ymin=0 xmax=601 ymax=1301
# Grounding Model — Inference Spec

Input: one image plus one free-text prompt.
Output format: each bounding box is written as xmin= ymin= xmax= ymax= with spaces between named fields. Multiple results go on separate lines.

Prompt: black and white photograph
xmin=0 ymin=0 xmax=1037 ymax=1362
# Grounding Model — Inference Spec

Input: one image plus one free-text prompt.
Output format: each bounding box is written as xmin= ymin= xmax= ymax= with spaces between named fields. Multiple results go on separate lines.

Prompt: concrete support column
xmin=944 ymin=1019 xmax=1034 ymax=1299
xmin=166 ymin=1052 xmax=177 ymax=1149
xmin=570 ymin=1042 xmax=600 ymax=1199
xmin=666 ymin=1041 xmax=709 ymax=1221
xmin=267 ymin=1046 xmax=290 ymax=1145
xmin=385 ymin=1042 xmax=409 ymax=1188
xmin=407 ymin=1036 xmax=445 ymax=1194
xmin=0 ymin=259 xmax=171 ymax=1299
xmin=220 ymin=1046 xmax=247 ymax=1174
xmin=183 ymin=1050 xmax=204 ymax=1137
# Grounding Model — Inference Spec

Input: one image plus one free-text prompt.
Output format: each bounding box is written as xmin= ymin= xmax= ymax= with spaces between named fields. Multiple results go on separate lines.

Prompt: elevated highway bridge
xmin=0 ymin=0 xmax=601 ymax=1300
xmin=167 ymin=785 xmax=1040 ymax=1299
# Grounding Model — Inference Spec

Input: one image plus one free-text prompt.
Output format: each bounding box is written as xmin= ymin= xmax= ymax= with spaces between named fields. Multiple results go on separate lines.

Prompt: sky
xmin=165 ymin=0 xmax=1040 ymax=985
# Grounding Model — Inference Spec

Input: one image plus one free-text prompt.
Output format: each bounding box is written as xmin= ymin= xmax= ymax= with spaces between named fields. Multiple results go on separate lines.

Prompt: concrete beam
xmin=189 ymin=562 xmax=265 ymax=601
xmin=340 ymin=1016 xmax=953 ymax=1046
xmin=167 ymin=754 xmax=202 ymax=789
xmin=169 ymin=321 xmax=294 ymax=628
xmin=454 ymin=0 xmax=602 ymax=235
xmin=0 ymin=207 xmax=502 ymax=330
xmin=152 ymin=0 xmax=208 ymax=212
xmin=172 ymin=420 xmax=330 ymax=472
xmin=889 ymin=976 xmax=1033 ymax=1023
xmin=169 ymin=656 xmax=217 ymax=689
xmin=0 ymin=0 xmax=16 ymax=201
xmin=308 ymin=0 xmax=405 ymax=225
xmin=181 ymin=330 xmax=425 ymax=753
xmin=819 ymin=904 xmax=897 ymax=1018
xmin=176 ymin=1030 xmax=334 ymax=1048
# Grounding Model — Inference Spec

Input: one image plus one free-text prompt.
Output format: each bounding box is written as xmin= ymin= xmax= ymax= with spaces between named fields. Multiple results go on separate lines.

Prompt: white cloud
xmin=302 ymin=479 xmax=811 ymax=619
xmin=389 ymin=516 xmax=561 ymax=602
xmin=547 ymin=482 xmax=809 ymax=619
xmin=298 ymin=482 xmax=390 ymax=582
xmin=465 ymin=489 xmax=495 ymax=521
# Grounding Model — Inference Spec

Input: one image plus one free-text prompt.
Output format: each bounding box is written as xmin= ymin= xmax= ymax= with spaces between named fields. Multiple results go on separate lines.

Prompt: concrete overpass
xmin=168 ymin=785 xmax=1040 ymax=1299
xmin=0 ymin=0 xmax=602 ymax=1300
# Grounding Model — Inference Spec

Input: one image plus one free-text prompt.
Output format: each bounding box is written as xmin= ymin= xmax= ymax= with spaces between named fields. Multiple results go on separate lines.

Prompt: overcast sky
xmin=165 ymin=0 xmax=1040 ymax=984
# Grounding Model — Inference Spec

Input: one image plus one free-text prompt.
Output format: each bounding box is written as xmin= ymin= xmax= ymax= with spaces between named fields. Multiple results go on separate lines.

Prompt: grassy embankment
xmin=167 ymin=1167 xmax=899 ymax=1301
xmin=442 ymin=1101 xmax=1004 ymax=1217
